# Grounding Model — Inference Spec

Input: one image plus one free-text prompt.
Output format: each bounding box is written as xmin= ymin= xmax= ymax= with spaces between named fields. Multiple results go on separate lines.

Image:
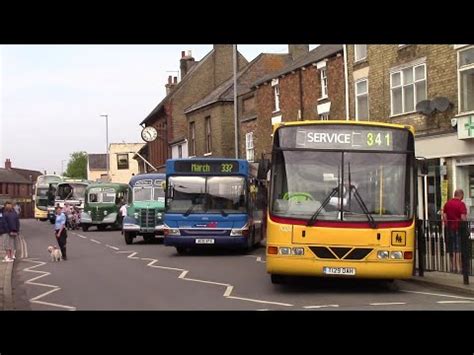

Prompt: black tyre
xmin=271 ymin=274 xmax=286 ymax=284
xmin=82 ymin=225 xmax=89 ymax=232
xmin=176 ymin=247 xmax=187 ymax=255
xmin=124 ymin=232 xmax=134 ymax=245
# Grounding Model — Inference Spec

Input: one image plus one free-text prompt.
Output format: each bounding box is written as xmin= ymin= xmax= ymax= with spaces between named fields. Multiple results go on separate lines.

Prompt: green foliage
xmin=64 ymin=151 xmax=88 ymax=179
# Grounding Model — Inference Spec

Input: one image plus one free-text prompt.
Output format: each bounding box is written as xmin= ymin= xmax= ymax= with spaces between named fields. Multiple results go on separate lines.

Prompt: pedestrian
xmin=54 ymin=205 xmax=68 ymax=260
xmin=443 ymin=189 xmax=467 ymax=273
xmin=119 ymin=200 xmax=127 ymax=227
xmin=2 ymin=201 xmax=20 ymax=262
xmin=13 ymin=202 xmax=21 ymax=217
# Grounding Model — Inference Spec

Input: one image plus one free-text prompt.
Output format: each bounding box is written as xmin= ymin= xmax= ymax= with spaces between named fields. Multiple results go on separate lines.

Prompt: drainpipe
xmin=298 ymin=70 xmax=304 ymax=120
xmin=343 ymin=44 xmax=350 ymax=120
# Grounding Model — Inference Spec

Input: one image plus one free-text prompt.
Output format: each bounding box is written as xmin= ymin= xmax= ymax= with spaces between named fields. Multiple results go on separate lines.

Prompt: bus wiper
xmin=349 ymin=185 xmax=377 ymax=229
xmin=184 ymin=205 xmax=195 ymax=217
xmin=307 ymin=186 xmax=340 ymax=227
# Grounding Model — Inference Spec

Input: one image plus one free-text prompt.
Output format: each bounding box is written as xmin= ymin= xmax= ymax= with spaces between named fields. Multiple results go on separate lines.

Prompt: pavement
xmin=407 ymin=270 xmax=474 ymax=296
xmin=0 ymin=250 xmax=14 ymax=310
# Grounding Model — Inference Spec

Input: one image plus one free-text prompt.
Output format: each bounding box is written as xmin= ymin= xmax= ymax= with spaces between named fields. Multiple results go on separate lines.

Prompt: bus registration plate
xmin=195 ymin=239 xmax=215 ymax=244
xmin=323 ymin=267 xmax=356 ymax=275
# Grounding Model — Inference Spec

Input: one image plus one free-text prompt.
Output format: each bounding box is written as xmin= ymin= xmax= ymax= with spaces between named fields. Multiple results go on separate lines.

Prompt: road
xmin=11 ymin=219 xmax=474 ymax=310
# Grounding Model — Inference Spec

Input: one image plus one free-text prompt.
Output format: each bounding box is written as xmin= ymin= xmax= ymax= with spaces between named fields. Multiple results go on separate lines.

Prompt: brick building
xmin=139 ymin=46 xmax=248 ymax=171
xmin=0 ymin=159 xmax=42 ymax=218
xmin=87 ymin=154 xmax=107 ymax=181
xmin=346 ymin=44 xmax=474 ymax=219
xmin=184 ymin=52 xmax=292 ymax=159
xmin=248 ymin=45 xmax=344 ymax=162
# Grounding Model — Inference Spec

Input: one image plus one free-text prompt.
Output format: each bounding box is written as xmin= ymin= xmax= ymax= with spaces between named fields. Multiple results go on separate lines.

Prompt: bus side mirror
xmin=161 ymin=181 xmax=166 ymax=189
xmin=416 ymin=157 xmax=428 ymax=175
xmin=257 ymin=159 xmax=271 ymax=180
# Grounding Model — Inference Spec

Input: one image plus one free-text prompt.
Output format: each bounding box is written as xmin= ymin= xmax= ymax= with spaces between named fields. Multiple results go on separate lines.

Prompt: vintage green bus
xmin=81 ymin=182 xmax=130 ymax=231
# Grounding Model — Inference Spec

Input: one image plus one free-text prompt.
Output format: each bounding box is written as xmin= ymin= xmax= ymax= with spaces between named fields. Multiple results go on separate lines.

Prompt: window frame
xmin=320 ymin=67 xmax=328 ymax=99
xmin=245 ymin=132 xmax=255 ymax=162
xmin=457 ymin=45 xmax=474 ymax=115
xmin=189 ymin=121 xmax=196 ymax=157
xmin=355 ymin=78 xmax=369 ymax=121
xmin=205 ymin=116 xmax=212 ymax=154
xmin=273 ymin=84 xmax=281 ymax=113
xmin=354 ymin=45 xmax=367 ymax=62
xmin=390 ymin=63 xmax=427 ymax=117
xmin=117 ymin=153 xmax=129 ymax=170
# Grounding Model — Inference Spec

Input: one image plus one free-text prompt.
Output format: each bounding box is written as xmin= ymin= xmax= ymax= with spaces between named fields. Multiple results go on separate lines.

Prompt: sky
xmin=0 ymin=45 xmax=317 ymax=174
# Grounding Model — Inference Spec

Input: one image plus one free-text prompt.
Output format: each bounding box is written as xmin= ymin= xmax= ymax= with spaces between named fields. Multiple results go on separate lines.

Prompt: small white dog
xmin=48 ymin=246 xmax=62 ymax=262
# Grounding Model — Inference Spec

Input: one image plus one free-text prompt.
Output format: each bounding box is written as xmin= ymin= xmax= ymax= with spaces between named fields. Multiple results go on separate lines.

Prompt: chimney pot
xmin=181 ymin=51 xmax=185 ymax=58
xmin=168 ymin=75 xmax=172 ymax=84
xmin=187 ymin=50 xmax=192 ymax=57
xmin=173 ymin=76 xmax=177 ymax=84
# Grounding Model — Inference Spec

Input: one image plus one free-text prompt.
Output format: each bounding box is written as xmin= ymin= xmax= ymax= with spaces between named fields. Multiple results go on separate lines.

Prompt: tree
xmin=64 ymin=151 xmax=87 ymax=179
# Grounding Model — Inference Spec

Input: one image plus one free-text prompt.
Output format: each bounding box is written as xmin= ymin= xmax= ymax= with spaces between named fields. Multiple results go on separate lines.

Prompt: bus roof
xmin=129 ymin=173 xmax=166 ymax=186
xmin=85 ymin=182 xmax=129 ymax=191
xmin=273 ymin=120 xmax=415 ymax=135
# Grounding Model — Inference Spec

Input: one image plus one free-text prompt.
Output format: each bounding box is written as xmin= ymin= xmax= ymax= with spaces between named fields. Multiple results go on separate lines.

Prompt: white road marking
xmin=400 ymin=289 xmax=474 ymax=301
xmin=90 ymin=239 xmax=101 ymax=244
xmin=226 ymin=295 xmax=293 ymax=307
xmin=369 ymin=302 xmax=406 ymax=306
xmin=116 ymin=250 xmax=293 ymax=308
xmin=22 ymin=258 xmax=76 ymax=311
xmin=303 ymin=304 xmax=340 ymax=309
xmin=244 ymin=254 xmax=266 ymax=263
xmin=74 ymin=233 xmax=87 ymax=239
xmin=106 ymin=245 xmax=120 ymax=250
xmin=437 ymin=300 xmax=474 ymax=304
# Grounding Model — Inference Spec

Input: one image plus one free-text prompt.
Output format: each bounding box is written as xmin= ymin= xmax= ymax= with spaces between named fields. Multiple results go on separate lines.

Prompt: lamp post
xmin=100 ymin=114 xmax=109 ymax=179
xmin=233 ymin=44 xmax=239 ymax=159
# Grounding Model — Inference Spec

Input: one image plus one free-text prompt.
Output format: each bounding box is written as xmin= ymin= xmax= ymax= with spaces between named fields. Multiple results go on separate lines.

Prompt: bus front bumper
xmin=164 ymin=236 xmax=248 ymax=248
xmin=266 ymin=255 xmax=413 ymax=279
xmin=123 ymin=224 xmax=164 ymax=234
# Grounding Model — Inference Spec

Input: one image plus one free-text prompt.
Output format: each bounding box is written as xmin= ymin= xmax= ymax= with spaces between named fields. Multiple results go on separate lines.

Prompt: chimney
xmin=289 ymin=45 xmax=309 ymax=61
xmin=165 ymin=75 xmax=177 ymax=95
xmin=180 ymin=49 xmax=196 ymax=78
xmin=5 ymin=158 xmax=12 ymax=169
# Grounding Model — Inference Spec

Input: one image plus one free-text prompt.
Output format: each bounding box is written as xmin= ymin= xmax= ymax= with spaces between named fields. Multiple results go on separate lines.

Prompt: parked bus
xmin=81 ymin=182 xmax=129 ymax=231
xmin=163 ymin=158 xmax=263 ymax=254
xmin=122 ymin=173 xmax=166 ymax=244
xmin=48 ymin=180 xmax=90 ymax=223
xmin=34 ymin=174 xmax=63 ymax=220
xmin=266 ymin=120 xmax=416 ymax=284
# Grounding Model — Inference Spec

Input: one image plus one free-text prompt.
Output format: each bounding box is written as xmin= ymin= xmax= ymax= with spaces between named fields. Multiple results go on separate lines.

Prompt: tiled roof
xmin=253 ymin=45 xmax=343 ymax=87
xmin=0 ymin=168 xmax=31 ymax=184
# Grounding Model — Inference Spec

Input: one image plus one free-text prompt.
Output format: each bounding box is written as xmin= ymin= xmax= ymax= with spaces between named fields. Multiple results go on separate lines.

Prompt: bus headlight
xmin=134 ymin=212 xmax=139 ymax=219
xmin=164 ymin=228 xmax=180 ymax=236
xmin=377 ymin=250 xmax=389 ymax=259
xmin=390 ymin=251 xmax=403 ymax=260
xmin=156 ymin=212 xmax=163 ymax=220
xmin=292 ymin=248 xmax=305 ymax=256
xmin=279 ymin=247 xmax=291 ymax=255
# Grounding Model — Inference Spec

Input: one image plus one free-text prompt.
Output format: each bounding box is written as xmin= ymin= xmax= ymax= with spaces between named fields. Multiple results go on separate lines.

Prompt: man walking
xmin=2 ymin=201 xmax=20 ymax=262
xmin=443 ymin=189 xmax=467 ymax=273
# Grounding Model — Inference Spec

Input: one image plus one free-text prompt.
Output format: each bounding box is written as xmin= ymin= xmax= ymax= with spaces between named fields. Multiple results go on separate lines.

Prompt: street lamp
xmin=61 ymin=160 xmax=67 ymax=176
xmin=100 ymin=114 xmax=109 ymax=180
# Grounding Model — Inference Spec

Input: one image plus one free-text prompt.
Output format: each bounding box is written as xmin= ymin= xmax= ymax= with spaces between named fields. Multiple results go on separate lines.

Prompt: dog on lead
xmin=48 ymin=246 xmax=62 ymax=262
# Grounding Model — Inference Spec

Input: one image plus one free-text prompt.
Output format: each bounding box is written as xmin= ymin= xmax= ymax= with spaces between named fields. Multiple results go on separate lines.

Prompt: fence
xmin=416 ymin=220 xmax=472 ymax=284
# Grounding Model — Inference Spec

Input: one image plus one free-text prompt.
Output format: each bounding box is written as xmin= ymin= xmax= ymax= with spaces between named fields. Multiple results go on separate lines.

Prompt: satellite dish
xmin=432 ymin=97 xmax=451 ymax=112
xmin=416 ymin=100 xmax=435 ymax=115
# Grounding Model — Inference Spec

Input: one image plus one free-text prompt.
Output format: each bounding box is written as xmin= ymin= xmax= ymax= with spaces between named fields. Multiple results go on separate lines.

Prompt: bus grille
xmin=309 ymin=246 xmax=373 ymax=260
xmin=91 ymin=210 xmax=102 ymax=222
xmin=140 ymin=209 xmax=156 ymax=228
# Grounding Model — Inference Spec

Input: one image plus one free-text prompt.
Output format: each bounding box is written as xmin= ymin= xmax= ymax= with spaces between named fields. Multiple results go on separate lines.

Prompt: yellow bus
xmin=266 ymin=120 xmax=416 ymax=284
xmin=34 ymin=175 xmax=63 ymax=220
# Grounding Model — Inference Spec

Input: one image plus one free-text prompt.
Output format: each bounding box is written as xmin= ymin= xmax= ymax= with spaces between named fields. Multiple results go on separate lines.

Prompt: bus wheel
xmin=124 ymin=232 xmax=134 ymax=245
xmin=271 ymin=274 xmax=286 ymax=285
xmin=82 ymin=225 xmax=89 ymax=232
xmin=176 ymin=247 xmax=187 ymax=255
